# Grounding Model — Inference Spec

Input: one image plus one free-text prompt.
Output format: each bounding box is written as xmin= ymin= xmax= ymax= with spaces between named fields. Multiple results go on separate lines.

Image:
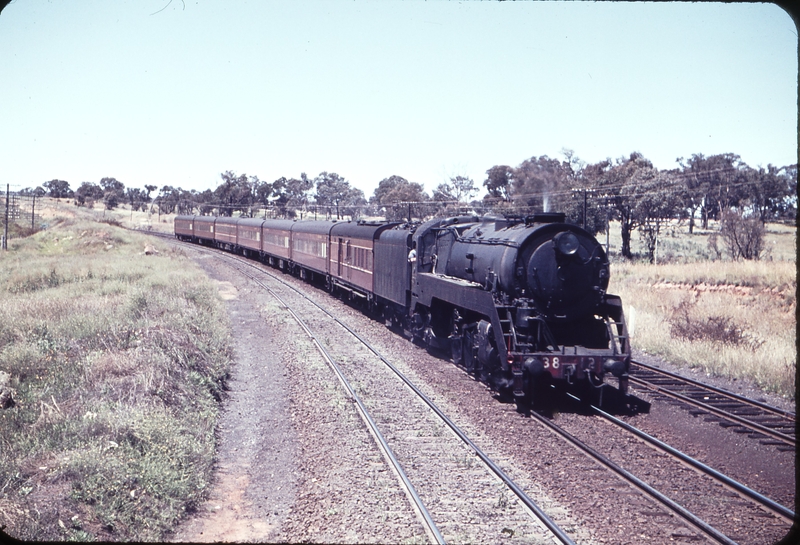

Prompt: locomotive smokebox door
xmin=526 ymin=229 xmax=604 ymax=322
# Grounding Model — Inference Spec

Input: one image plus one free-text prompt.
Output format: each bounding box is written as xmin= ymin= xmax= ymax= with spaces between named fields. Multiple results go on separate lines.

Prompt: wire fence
xmin=2 ymin=187 xmax=43 ymax=249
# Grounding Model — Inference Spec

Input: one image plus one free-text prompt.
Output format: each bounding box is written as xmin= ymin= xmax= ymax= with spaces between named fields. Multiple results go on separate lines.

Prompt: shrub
xmin=720 ymin=209 xmax=765 ymax=260
xmin=670 ymin=298 xmax=764 ymax=351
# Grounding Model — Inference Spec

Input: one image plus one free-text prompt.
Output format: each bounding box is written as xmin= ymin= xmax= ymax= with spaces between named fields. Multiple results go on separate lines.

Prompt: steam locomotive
xmin=175 ymin=212 xmax=630 ymax=402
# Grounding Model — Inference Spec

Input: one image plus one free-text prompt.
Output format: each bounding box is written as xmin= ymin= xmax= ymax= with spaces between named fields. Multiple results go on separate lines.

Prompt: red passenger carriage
xmin=214 ymin=217 xmax=238 ymax=250
xmin=236 ymin=219 xmax=265 ymax=255
xmin=174 ymin=215 xmax=195 ymax=241
xmin=330 ymin=221 xmax=397 ymax=299
xmin=193 ymin=216 xmax=216 ymax=244
xmin=290 ymin=220 xmax=334 ymax=279
xmin=261 ymin=220 xmax=296 ymax=267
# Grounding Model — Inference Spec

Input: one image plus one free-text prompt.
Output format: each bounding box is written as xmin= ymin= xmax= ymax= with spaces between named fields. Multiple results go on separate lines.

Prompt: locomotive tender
xmin=175 ymin=212 xmax=630 ymax=401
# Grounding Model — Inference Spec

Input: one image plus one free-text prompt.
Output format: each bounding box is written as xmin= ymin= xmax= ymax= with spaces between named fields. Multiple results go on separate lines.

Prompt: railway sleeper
xmin=718 ymin=421 xmax=746 ymax=429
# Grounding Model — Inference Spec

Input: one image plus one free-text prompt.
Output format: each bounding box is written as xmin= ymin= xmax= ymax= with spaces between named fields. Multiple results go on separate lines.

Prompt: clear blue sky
xmin=0 ymin=1 xmax=796 ymax=198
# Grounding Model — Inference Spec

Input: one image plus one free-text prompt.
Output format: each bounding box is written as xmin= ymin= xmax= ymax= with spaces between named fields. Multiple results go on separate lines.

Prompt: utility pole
xmin=31 ymin=194 xmax=36 ymax=231
xmin=571 ymin=188 xmax=595 ymax=230
xmin=3 ymin=184 xmax=9 ymax=250
xmin=583 ymin=190 xmax=588 ymax=230
xmin=604 ymin=196 xmax=610 ymax=256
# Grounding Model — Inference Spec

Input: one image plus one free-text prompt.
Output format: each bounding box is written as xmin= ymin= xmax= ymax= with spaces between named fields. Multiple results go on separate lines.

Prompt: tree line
xmin=19 ymin=170 xmax=481 ymax=222
xmin=481 ymin=151 xmax=796 ymax=261
xmin=19 ymin=149 xmax=796 ymax=261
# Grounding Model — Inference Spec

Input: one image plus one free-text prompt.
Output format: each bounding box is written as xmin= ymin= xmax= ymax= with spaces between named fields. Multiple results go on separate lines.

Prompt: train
xmin=174 ymin=212 xmax=631 ymax=404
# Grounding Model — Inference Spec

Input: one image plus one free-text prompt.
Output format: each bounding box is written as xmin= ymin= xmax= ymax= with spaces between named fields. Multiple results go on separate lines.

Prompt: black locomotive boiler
xmin=175 ymin=212 xmax=630 ymax=403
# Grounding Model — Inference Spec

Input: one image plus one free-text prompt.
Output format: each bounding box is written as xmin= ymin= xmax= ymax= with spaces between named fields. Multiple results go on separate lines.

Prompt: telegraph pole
xmin=3 ymin=184 xmax=9 ymax=250
xmin=583 ymin=190 xmax=588 ymax=230
xmin=571 ymin=188 xmax=596 ymax=230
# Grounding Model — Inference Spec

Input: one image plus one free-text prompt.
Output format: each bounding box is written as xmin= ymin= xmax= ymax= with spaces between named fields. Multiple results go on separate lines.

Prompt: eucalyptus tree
xmin=511 ymin=155 xmax=574 ymax=213
xmin=214 ymin=171 xmax=255 ymax=216
xmin=742 ymin=164 xmax=797 ymax=223
xmin=598 ymin=152 xmax=662 ymax=259
xmin=43 ymin=179 xmax=73 ymax=199
xmin=156 ymin=185 xmax=181 ymax=214
xmin=633 ymin=170 xmax=682 ymax=263
xmin=313 ymin=172 xmax=365 ymax=219
xmin=272 ymin=174 xmax=313 ymax=218
xmin=74 ymin=181 xmax=104 ymax=207
xmin=483 ymin=165 xmax=514 ymax=203
xmin=125 ymin=187 xmax=149 ymax=211
xmin=98 ymin=177 xmax=126 ymax=210
xmin=371 ymin=175 xmax=429 ymax=221
xmin=677 ymin=153 xmax=747 ymax=230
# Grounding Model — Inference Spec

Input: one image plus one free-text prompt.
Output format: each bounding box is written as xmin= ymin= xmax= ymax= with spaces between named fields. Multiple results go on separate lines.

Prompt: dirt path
xmin=171 ymin=257 xmax=298 ymax=543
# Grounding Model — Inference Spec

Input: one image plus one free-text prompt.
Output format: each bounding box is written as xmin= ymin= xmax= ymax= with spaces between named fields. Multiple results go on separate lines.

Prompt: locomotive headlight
xmin=554 ymin=231 xmax=580 ymax=256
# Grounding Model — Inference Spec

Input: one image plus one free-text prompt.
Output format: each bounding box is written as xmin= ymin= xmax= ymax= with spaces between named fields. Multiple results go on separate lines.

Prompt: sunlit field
xmin=606 ymin=220 xmax=796 ymax=399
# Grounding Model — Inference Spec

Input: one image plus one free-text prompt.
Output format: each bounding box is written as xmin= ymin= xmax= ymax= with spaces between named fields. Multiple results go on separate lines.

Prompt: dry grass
xmin=0 ymin=204 xmax=232 ymax=541
xmin=607 ymin=225 xmax=796 ymax=399
xmin=602 ymin=219 xmax=796 ymax=263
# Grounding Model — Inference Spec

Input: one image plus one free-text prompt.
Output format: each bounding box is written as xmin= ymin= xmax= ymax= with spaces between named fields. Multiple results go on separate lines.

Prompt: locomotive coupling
xmin=603 ymin=358 xmax=627 ymax=377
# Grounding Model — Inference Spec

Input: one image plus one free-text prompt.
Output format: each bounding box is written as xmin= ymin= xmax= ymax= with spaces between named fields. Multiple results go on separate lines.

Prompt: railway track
xmin=192 ymin=244 xmax=578 ymax=544
xmin=629 ymin=360 xmax=795 ymax=451
xmin=532 ymin=389 xmax=795 ymax=545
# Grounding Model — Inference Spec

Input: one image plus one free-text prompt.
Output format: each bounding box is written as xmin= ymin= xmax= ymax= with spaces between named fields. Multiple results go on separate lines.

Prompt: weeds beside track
xmin=0 ymin=217 xmax=232 ymax=542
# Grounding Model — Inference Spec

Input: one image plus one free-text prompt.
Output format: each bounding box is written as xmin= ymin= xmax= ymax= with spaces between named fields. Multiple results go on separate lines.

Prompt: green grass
xmin=0 ymin=210 xmax=232 ymax=541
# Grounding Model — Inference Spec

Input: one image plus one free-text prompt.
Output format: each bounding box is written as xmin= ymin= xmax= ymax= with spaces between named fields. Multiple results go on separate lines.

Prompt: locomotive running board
xmin=412 ymin=272 xmax=509 ymax=367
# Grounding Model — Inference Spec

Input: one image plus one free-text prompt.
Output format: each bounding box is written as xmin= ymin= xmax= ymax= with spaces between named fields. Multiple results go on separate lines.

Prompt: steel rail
xmin=628 ymin=375 xmax=795 ymax=447
xmin=573 ymin=393 xmax=795 ymax=523
xmin=631 ymin=360 xmax=795 ymax=419
xmin=526 ymin=408 xmax=738 ymax=545
xmin=224 ymin=254 xmax=577 ymax=545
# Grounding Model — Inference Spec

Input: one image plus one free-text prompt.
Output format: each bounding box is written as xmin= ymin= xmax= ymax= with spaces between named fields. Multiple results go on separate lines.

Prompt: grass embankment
xmin=607 ymin=222 xmax=796 ymax=399
xmin=0 ymin=213 xmax=232 ymax=541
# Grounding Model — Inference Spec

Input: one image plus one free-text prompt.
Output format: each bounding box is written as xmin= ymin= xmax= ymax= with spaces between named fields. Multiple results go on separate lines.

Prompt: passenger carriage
xmin=236 ymin=218 xmax=265 ymax=256
xmin=214 ymin=217 xmax=238 ymax=250
xmin=290 ymin=220 xmax=334 ymax=280
xmin=193 ymin=216 xmax=216 ymax=245
xmin=329 ymin=221 xmax=397 ymax=301
xmin=261 ymin=219 xmax=296 ymax=268
xmin=174 ymin=215 xmax=195 ymax=241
